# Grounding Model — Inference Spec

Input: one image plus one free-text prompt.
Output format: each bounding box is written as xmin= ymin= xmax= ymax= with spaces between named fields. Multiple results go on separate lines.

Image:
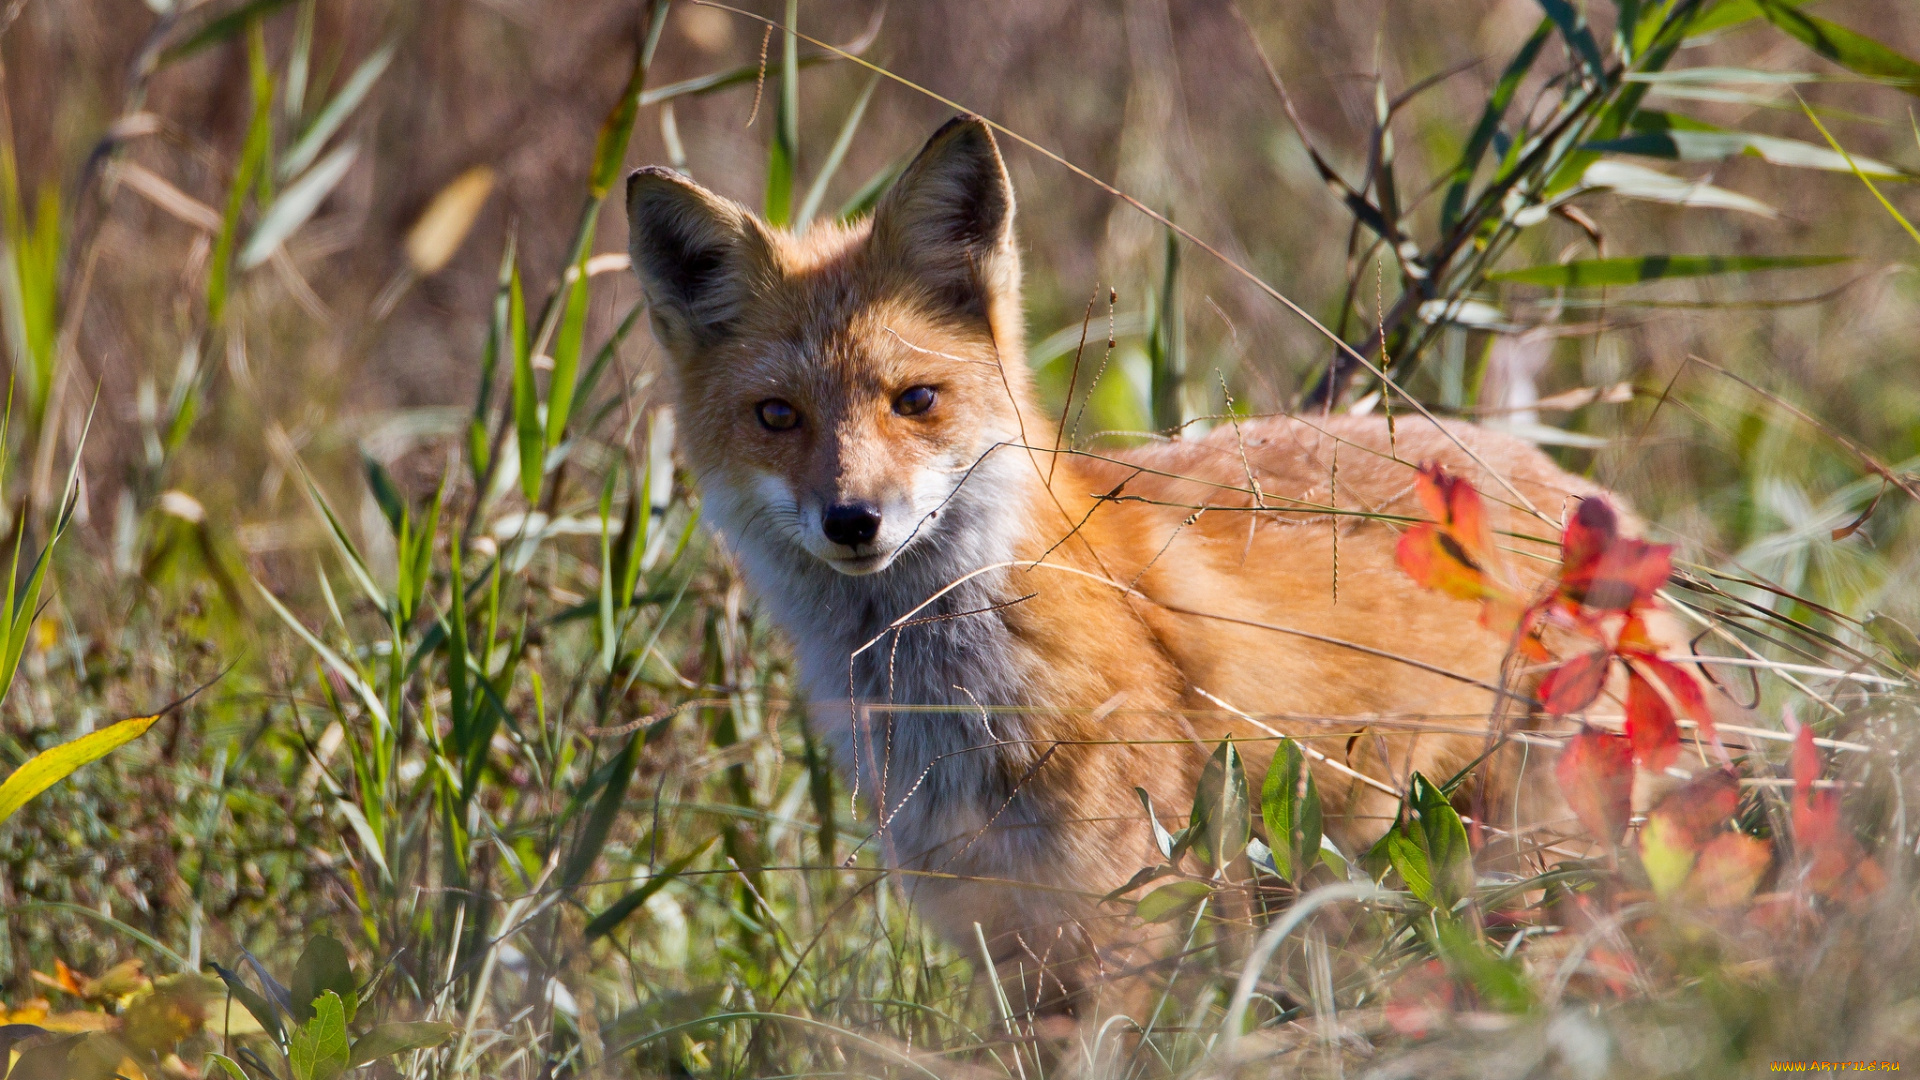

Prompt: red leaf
xmin=1790 ymin=722 xmax=1839 ymax=849
xmin=1396 ymin=523 xmax=1489 ymax=603
xmin=1557 ymin=726 xmax=1635 ymax=844
xmin=1624 ymin=668 xmax=1682 ymax=772
xmin=1634 ymin=654 xmax=1716 ymax=746
xmin=1639 ymin=768 xmax=1741 ymax=897
xmin=1686 ymin=832 xmax=1772 ymax=908
xmin=1560 ymin=497 xmax=1619 ymax=579
xmin=1540 ymin=650 xmax=1610 ymax=716
xmin=1557 ymin=497 xmax=1673 ymax=612
xmin=1649 ymin=767 xmax=1741 ymax=849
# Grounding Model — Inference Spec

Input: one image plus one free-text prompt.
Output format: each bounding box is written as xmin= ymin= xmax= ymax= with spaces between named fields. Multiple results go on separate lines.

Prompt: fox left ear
xmin=868 ymin=115 xmax=1018 ymax=320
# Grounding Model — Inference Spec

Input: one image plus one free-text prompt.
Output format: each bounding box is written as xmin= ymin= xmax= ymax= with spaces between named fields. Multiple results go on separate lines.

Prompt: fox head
xmin=626 ymin=116 xmax=1036 ymax=577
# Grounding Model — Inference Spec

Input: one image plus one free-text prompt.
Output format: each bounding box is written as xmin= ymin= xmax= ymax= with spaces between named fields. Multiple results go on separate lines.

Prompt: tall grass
xmin=0 ymin=0 xmax=1915 ymax=1077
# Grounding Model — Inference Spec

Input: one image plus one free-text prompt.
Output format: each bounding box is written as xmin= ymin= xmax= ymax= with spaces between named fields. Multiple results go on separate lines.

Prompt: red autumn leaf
xmin=1790 ymin=722 xmax=1839 ymax=849
xmin=1558 ymin=497 xmax=1673 ymax=612
xmin=1650 ymin=767 xmax=1741 ymax=848
xmin=1625 ymin=653 xmax=1718 ymax=751
xmin=1396 ymin=465 xmax=1514 ymax=607
xmin=1624 ymin=668 xmax=1682 ymax=772
xmin=1557 ymin=726 xmax=1635 ymax=844
xmin=1540 ymin=649 xmax=1611 ymax=715
xmin=1395 ymin=523 xmax=1492 ymax=603
xmin=1639 ymin=768 xmax=1741 ymax=897
xmin=1685 ymin=832 xmax=1772 ymax=908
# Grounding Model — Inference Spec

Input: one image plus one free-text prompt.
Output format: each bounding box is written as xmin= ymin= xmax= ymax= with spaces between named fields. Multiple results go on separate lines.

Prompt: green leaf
xmin=288 ymin=991 xmax=350 ymax=1080
xmin=1866 ymin=613 xmax=1920 ymax=671
xmin=154 ymin=0 xmax=299 ymax=67
xmin=290 ymin=936 xmax=356 ymax=1025
xmin=1586 ymin=110 xmax=1911 ymax=178
xmin=1134 ymin=879 xmax=1212 ymax=923
xmin=1135 ymin=786 xmax=1182 ymax=862
xmin=1756 ymin=0 xmax=1920 ymax=95
xmin=1536 ymin=0 xmax=1605 ymax=78
xmin=209 ymin=961 xmax=285 ymax=1043
xmin=207 ymin=37 xmax=276 ymax=326
xmin=1385 ymin=825 xmax=1438 ymax=906
xmin=1441 ymin=19 xmax=1552 ymax=233
xmin=1410 ymin=772 xmax=1472 ymax=905
xmin=1581 ymin=158 xmax=1777 ymax=216
xmin=590 ymin=1 xmax=672 ymax=198
xmin=584 ymin=835 xmax=719 ymax=940
xmin=204 ymin=1053 xmax=251 ymax=1080
xmin=347 ymin=1021 xmax=455 ymax=1068
xmin=1260 ymin=738 xmax=1323 ymax=882
xmin=1187 ymin=739 xmax=1248 ymax=872
xmin=1680 ymin=0 xmax=1811 ymax=41
xmin=561 ymin=728 xmax=645 ymax=890
xmin=1433 ymin=918 xmax=1535 ymax=1012
xmin=545 ymin=251 xmax=591 ymax=449
xmin=279 ymin=43 xmax=393 ymax=179
xmin=1490 ymin=253 xmax=1849 ymax=287
xmin=0 ymin=713 xmax=161 ymax=825
xmin=238 ymin=142 xmax=358 ymax=270
xmin=509 ymin=264 xmax=542 ymax=504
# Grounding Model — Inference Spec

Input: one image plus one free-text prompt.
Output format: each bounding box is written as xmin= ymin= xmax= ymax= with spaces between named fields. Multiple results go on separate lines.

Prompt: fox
xmin=624 ymin=115 xmax=1670 ymax=1019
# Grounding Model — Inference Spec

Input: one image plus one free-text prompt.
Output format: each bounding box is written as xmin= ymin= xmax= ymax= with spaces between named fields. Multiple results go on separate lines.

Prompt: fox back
xmin=626 ymin=116 xmax=1652 ymax=1016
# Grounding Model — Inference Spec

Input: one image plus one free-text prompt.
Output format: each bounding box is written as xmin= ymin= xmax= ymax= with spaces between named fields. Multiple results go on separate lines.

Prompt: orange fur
xmin=626 ymin=116 xmax=1659 ymax=1018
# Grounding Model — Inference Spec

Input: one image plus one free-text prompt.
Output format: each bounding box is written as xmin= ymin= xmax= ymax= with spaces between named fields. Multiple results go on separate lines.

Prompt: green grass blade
xmin=584 ymin=835 xmax=719 ymax=941
xmin=1536 ymin=0 xmax=1606 ymax=78
xmin=1441 ymin=19 xmax=1552 ymax=234
xmin=571 ymin=300 xmax=644 ymax=428
xmin=835 ymin=157 xmax=902 ymax=222
xmin=279 ymin=43 xmax=393 ymax=180
xmin=252 ymin=576 xmax=392 ymax=734
xmin=544 ymin=251 xmax=590 ymax=449
xmin=469 ymin=236 xmax=516 ymax=484
xmin=590 ymin=0 xmax=671 ymax=199
xmin=239 ymin=141 xmax=357 ymax=270
xmin=154 ymin=0 xmax=299 ymax=68
xmin=207 ymin=37 xmax=276 ymax=325
xmin=1793 ymin=89 xmax=1920 ymax=249
xmin=597 ymin=468 xmax=618 ymax=673
xmin=0 ymin=713 xmax=162 ymax=825
xmin=1587 ymin=109 xmax=1913 ymax=177
xmin=795 ymin=71 xmax=880 ymax=232
xmin=560 ymin=726 xmax=645 ymax=891
xmin=763 ymin=0 xmax=800 ymax=227
xmin=1757 ymin=0 xmax=1920 ymax=96
xmin=295 ymin=465 xmax=388 ymax=614
xmin=509 ymin=265 xmax=543 ymax=505
xmin=1489 ymin=253 xmax=1850 ymax=286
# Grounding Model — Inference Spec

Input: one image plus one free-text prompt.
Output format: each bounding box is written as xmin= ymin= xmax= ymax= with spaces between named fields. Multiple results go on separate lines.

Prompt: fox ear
xmin=626 ymin=167 xmax=774 ymax=352
xmin=869 ymin=115 xmax=1018 ymax=320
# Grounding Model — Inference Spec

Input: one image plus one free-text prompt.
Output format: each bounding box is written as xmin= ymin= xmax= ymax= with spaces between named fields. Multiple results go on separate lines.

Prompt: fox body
xmin=626 ymin=117 xmax=1613 ymax=1010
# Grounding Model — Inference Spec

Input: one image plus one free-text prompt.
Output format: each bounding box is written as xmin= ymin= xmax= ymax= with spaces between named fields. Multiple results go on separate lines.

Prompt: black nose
xmin=821 ymin=503 xmax=882 ymax=548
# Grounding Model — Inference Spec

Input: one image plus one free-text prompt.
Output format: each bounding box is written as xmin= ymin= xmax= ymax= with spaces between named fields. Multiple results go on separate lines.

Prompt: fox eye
xmin=894 ymin=386 xmax=937 ymax=416
xmin=756 ymin=399 xmax=800 ymax=431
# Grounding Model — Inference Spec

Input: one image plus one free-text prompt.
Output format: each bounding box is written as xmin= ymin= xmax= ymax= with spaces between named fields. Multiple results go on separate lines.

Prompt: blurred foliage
xmin=0 ymin=0 xmax=1914 ymax=1077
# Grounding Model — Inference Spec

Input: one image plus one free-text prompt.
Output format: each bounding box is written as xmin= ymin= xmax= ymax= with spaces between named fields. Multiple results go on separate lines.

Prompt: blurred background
xmin=3 ymin=1 xmax=1920 ymax=1075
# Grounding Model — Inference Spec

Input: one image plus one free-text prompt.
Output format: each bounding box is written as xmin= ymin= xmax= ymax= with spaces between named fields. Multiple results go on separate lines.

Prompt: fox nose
xmin=821 ymin=502 xmax=882 ymax=548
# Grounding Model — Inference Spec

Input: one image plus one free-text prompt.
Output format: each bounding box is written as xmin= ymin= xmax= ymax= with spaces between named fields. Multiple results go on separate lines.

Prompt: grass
xmin=0 ymin=0 xmax=1917 ymax=1077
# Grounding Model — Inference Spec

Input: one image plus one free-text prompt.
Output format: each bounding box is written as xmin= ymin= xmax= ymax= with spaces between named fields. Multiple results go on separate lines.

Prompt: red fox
xmin=626 ymin=116 xmax=1637 ymax=1017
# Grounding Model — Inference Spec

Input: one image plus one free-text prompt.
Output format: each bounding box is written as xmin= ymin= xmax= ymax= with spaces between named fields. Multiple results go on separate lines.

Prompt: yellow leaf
xmin=0 ymin=713 xmax=162 ymax=825
xmin=405 ymin=167 xmax=495 ymax=275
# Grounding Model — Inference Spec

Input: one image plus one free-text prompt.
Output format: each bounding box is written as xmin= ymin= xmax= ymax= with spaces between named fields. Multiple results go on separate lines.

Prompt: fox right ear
xmin=626 ymin=167 xmax=773 ymax=352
